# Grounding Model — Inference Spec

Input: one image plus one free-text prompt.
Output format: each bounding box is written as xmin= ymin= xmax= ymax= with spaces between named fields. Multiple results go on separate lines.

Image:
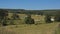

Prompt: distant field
xmin=8 ymin=13 xmax=45 ymax=24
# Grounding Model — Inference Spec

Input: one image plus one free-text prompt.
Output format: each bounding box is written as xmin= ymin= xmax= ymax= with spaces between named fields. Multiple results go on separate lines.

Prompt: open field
xmin=0 ymin=22 xmax=60 ymax=34
xmin=0 ymin=13 xmax=60 ymax=34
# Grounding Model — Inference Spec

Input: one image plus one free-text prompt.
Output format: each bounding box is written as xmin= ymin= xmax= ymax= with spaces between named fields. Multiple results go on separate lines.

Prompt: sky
xmin=0 ymin=0 xmax=60 ymax=10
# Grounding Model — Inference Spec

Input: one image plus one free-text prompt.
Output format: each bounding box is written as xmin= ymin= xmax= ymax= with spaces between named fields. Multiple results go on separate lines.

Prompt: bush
xmin=2 ymin=19 xmax=8 ymax=26
xmin=54 ymin=16 xmax=60 ymax=22
xmin=11 ymin=13 xmax=20 ymax=20
xmin=45 ymin=15 xmax=52 ymax=23
xmin=0 ymin=9 xmax=8 ymax=26
xmin=24 ymin=15 xmax=35 ymax=24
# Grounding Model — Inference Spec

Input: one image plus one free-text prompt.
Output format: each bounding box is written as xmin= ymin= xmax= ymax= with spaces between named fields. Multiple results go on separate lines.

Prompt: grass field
xmin=0 ymin=22 xmax=60 ymax=34
xmin=0 ymin=13 xmax=60 ymax=34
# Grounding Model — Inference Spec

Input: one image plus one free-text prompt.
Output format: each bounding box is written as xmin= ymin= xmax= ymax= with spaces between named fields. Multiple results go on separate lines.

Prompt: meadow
xmin=0 ymin=13 xmax=60 ymax=34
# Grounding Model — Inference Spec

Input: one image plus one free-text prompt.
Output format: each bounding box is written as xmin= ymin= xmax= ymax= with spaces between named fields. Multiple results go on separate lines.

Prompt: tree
xmin=24 ymin=14 xmax=35 ymax=24
xmin=54 ymin=16 xmax=60 ymax=22
xmin=11 ymin=13 xmax=20 ymax=20
xmin=0 ymin=9 xmax=8 ymax=26
xmin=54 ymin=11 xmax=60 ymax=22
xmin=10 ymin=13 xmax=20 ymax=25
xmin=44 ymin=15 xmax=52 ymax=23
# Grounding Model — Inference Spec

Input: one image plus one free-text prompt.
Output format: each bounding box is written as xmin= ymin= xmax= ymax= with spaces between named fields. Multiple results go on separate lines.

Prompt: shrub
xmin=24 ymin=15 xmax=35 ymax=24
xmin=11 ymin=13 xmax=20 ymax=20
xmin=45 ymin=15 xmax=52 ymax=23
xmin=54 ymin=16 xmax=60 ymax=22
xmin=0 ymin=9 xmax=8 ymax=26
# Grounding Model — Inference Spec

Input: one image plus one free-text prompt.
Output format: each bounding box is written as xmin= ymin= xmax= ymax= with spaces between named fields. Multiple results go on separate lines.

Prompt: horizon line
xmin=0 ymin=8 xmax=60 ymax=10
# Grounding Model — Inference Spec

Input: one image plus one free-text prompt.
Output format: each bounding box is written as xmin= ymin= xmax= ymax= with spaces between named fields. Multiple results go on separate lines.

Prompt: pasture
xmin=0 ymin=22 xmax=60 ymax=34
xmin=0 ymin=13 xmax=60 ymax=34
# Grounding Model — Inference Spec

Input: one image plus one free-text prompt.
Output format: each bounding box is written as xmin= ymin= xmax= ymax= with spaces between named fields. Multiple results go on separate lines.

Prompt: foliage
xmin=0 ymin=9 xmax=8 ymax=26
xmin=11 ymin=13 xmax=20 ymax=20
xmin=44 ymin=15 xmax=52 ymax=23
xmin=24 ymin=14 xmax=35 ymax=24
xmin=54 ymin=16 xmax=60 ymax=22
